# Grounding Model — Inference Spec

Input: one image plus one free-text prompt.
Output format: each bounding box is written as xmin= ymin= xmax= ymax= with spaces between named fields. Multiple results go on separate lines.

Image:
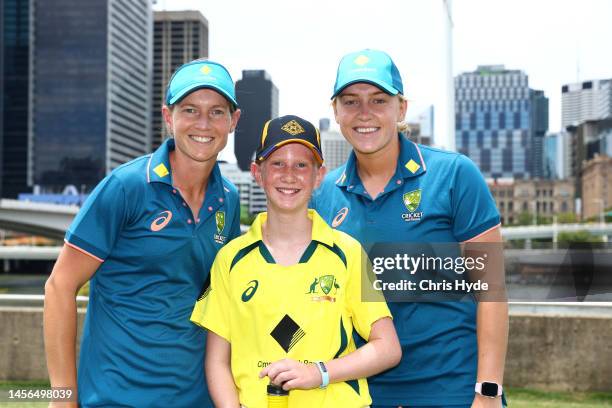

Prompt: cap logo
xmin=354 ymin=55 xmax=370 ymax=66
xmin=281 ymin=120 xmax=305 ymax=136
xmin=200 ymin=65 xmax=212 ymax=75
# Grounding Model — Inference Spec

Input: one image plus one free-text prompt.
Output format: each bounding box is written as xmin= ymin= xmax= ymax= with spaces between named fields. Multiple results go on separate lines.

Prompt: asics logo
xmin=150 ymin=210 xmax=172 ymax=231
xmin=331 ymin=207 xmax=349 ymax=228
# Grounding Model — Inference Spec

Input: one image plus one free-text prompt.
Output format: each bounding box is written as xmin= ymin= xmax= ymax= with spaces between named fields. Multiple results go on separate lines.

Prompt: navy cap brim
xmin=331 ymin=79 xmax=399 ymax=99
xmin=258 ymin=139 xmax=323 ymax=165
xmin=168 ymin=84 xmax=239 ymax=108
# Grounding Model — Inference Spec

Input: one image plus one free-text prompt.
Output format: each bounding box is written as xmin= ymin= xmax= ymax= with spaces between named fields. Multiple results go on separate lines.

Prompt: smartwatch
xmin=314 ymin=361 xmax=329 ymax=389
xmin=475 ymin=382 xmax=503 ymax=398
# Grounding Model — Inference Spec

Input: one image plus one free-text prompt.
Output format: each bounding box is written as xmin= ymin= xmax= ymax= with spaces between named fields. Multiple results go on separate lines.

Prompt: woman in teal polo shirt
xmin=312 ymin=49 xmax=508 ymax=408
xmin=44 ymin=59 xmax=241 ymax=408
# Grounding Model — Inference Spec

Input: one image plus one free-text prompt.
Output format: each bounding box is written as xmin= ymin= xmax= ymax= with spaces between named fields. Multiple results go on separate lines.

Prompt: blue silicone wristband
xmin=315 ymin=361 xmax=329 ymax=388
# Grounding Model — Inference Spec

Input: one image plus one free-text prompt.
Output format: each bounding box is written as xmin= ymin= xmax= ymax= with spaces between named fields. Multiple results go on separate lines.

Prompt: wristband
xmin=475 ymin=381 xmax=503 ymax=397
xmin=314 ymin=361 xmax=329 ymax=389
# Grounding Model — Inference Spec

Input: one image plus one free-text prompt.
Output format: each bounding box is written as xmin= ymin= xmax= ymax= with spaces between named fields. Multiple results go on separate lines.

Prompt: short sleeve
xmin=64 ymin=174 xmax=127 ymax=261
xmin=450 ymin=154 xmax=500 ymax=242
xmin=190 ymin=250 xmax=232 ymax=342
xmin=345 ymin=244 xmax=392 ymax=341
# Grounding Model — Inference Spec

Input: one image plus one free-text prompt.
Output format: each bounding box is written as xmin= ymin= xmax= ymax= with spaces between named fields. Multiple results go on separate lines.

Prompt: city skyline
xmin=154 ymin=0 xmax=612 ymax=160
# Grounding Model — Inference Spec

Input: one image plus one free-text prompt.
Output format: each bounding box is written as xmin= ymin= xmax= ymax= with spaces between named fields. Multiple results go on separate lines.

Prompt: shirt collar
xmin=146 ymin=138 xmax=175 ymax=185
xmin=335 ymin=133 xmax=427 ymax=189
xmin=146 ymin=138 xmax=226 ymax=200
xmin=244 ymin=209 xmax=335 ymax=247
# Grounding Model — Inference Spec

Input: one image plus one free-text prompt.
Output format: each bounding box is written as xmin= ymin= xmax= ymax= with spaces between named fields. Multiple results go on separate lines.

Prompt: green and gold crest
xmin=403 ymin=189 xmax=421 ymax=213
xmin=215 ymin=211 xmax=225 ymax=234
xmin=319 ymin=275 xmax=335 ymax=295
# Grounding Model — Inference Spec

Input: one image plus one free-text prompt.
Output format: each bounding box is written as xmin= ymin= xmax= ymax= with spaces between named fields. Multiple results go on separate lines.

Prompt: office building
xmin=152 ymin=10 xmax=208 ymax=149
xmin=219 ymin=161 xmax=267 ymax=214
xmin=0 ymin=0 xmax=30 ymax=198
xmin=565 ymin=118 xmax=612 ymax=199
xmin=234 ymin=70 xmax=278 ymax=171
xmin=582 ymin=154 xmax=612 ymax=221
xmin=455 ymin=65 xmax=549 ymax=179
xmin=488 ymin=179 xmax=575 ymax=225
xmin=30 ymin=0 xmax=153 ymax=193
xmin=562 ymin=79 xmax=612 ymax=128
xmin=320 ymin=130 xmax=352 ymax=172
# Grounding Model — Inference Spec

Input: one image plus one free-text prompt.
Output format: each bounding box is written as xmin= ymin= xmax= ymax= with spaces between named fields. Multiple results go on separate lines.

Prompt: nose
xmin=194 ymin=114 xmax=211 ymax=130
xmin=357 ymin=101 xmax=372 ymax=120
xmin=280 ymin=166 xmax=298 ymax=182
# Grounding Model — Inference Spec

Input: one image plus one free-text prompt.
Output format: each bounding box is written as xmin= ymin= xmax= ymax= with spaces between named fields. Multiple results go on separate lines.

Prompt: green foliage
xmin=240 ymin=205 xmax=256 ymax=226
xmin=557 ymin=230 xmax=604 ymax=243
xmin=557 ymin=212 xmax=577 ymax=224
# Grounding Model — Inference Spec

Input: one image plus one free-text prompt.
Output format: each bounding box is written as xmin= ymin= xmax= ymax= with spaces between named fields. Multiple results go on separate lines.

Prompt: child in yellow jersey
xmin=191 ymin=115 xmax=401 ymax=408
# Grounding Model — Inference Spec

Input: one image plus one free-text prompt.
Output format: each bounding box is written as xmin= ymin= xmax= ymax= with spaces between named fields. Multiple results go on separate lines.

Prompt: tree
xmin=557 ymin=230 xmax=603 ymax=243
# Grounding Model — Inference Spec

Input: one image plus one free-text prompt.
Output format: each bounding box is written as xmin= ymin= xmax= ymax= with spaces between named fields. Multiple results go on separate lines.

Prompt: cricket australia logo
xmin=214 ymin=210 xmax=227 ymax=244
xmin=402 ymin=189 xmax=423 ymax=222
xmin=306 ymin=275 xmax=340 ymax=302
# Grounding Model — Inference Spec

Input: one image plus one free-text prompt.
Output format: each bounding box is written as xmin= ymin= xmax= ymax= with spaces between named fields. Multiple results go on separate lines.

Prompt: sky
xmin=153 ymin=0 xmax=612 ymax=162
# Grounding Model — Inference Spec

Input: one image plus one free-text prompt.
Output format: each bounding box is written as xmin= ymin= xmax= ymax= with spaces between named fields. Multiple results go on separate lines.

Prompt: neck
xmin=169 ymin=150 xmax=216 ymax=196
xmin=354 ymin=136 xmax=400 ymax=182
xmin=262 ymin=207 xmax=312 ymax=248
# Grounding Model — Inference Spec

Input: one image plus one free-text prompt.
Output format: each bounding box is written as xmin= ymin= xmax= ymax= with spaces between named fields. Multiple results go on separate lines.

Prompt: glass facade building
xmin=152 ymin=10 xmax=208 ymax=150
xmin=30 ymin=0 xmax=152 ymax=193
xmin=0 ymin=0 xmax=30 ymax=198
xmin=234 ymin=70 xmax=279 ymax=171
xmin=455 ymin=65 xmax=548 ymax=179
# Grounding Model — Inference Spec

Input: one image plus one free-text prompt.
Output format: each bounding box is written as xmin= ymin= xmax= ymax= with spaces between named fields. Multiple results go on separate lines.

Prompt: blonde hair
xmin=332 ymin=94 xmax=409 ymax=132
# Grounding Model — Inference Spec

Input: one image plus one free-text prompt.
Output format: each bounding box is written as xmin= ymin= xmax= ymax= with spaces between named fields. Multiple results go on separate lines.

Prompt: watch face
xmin=481 ymin=382 xmax=499 ymax=397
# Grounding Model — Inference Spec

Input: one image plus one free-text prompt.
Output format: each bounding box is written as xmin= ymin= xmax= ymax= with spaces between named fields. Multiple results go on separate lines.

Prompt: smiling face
xmin=333 ymin=82 xmax=407 ymax=157
xmin=251 ymin=143 xmax=325 ymax=215
xmin=162 ymin=88 xmax=240 ymax=164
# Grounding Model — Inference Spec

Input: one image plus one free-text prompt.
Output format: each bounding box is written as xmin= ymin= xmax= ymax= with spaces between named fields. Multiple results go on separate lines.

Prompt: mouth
xmin=353 ymin=127 xmax=380 ymax=134
xmin=189 ymin=135 xmax=213 ymax=143
xmin=275 ymin=187 xmax=301 ymax=195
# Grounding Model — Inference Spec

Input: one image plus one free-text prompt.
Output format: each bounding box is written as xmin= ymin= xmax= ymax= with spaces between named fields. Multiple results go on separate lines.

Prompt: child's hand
xmin=259 ymin=359 xmax=323 ymax=390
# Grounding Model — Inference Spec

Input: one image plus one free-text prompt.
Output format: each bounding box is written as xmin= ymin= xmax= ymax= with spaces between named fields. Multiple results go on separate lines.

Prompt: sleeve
xmin=450 ymin=154 xmax=501 ymax=242
xmin=64 ymin=174 xmax=128 ymax=261
xmin=190 ymin=249 xmax=232 ymax=342
xmin=345 ymin=243 xmax=392 ymax=341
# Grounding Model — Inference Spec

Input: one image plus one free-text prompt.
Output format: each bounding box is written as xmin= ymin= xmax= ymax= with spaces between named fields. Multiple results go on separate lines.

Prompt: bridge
xmin=1 ymin=198 xmax=611 ymax=243
xmin=0 ymin=199 xmax=78 ymax=240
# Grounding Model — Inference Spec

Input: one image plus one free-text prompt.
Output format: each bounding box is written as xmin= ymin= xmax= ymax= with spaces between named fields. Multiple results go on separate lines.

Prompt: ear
xmin=332 ymin=99 xmax=340 ymax=124
xmin=162 ymin=105 xmax=173 ymax=133
xmin=397 ymin=97 xmax=408 ymax=122
xmin=250 ymin=161 xmax=263 ymax=187
xmin=314 ymin=164 xmax=327 ymax=189
xmin=230 ymin=108 xmax=241 ymax=132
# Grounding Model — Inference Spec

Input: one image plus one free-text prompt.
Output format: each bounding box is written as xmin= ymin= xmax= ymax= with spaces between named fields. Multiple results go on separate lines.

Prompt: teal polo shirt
xmin=311 ymin=134 xmax=500 ymax=406
xmin=65 ymin=138 xmax=240 ymax=408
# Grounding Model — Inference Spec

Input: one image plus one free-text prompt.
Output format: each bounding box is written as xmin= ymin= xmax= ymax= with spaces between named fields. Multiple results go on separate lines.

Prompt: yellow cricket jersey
xmin=191 ymin=210 xmax=391 ymax=408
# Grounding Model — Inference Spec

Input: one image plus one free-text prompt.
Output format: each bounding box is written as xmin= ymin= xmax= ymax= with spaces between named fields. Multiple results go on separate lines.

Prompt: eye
xmin=296 ymin=162 xmax=308 ymax=169
xmin=210 ymin=109 xmax=226 ymax=117
xmin=342 ymin=99 xmax=357 ymax=106
xmin=373 ymin=98 xmax=387 ymax=104
xmin=183 ymin=107 xmax=197 ymax=114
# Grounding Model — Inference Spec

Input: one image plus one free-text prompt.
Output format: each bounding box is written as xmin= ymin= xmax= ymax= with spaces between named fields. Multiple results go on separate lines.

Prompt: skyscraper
xmin=152 ymin=10 xmax=208 ymax=150
xmin=234 ymin=70 xmax=278 ymax=171
xmin=562 ymin=79 xmax=612 ymax=128
xmin=320 ymin=130 xmax=352 ymax=172
xmin=30 ymin=0 xmax=153 ymax=193
xmin=455 ymin=65 xmax=549 ymax=179
xmin=0 ymin=0 xmax=30 ymax=198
